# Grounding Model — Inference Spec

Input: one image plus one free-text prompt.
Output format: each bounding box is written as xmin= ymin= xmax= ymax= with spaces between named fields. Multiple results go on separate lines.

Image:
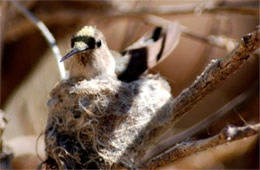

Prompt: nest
xmin=44 ymin=74 xmax=173 ymax=169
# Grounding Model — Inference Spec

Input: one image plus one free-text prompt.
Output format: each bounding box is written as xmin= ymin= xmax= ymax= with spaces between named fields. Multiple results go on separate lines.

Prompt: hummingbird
xmin=61 ymin=24 xmax=180 ymax=82
xmin=61 ymin=26 xmax=116 ymax=80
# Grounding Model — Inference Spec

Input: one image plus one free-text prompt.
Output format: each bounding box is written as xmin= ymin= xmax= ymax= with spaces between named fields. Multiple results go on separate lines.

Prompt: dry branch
xmin=5 ymin=0 xmax=258 ymax=43
xmin=181 ymin=27 xmax=238 ymax=52
xmin=170 ymin=26 xmax=259 ymax=127
xmin=144 ymin=82 xmax=258 ymax=163
xmin=0 ymin=0 xmax=7 ymax=81
xmin=11 ymin=1 xmax=67 ymax=80
xmin=136 ymin=26 xmax=260 ymax=165
xmin=113 ymin=0 xmax=259 ymax=16
xmin=142 ymin=123 xmax=260 ymax=169
xmin=144 ymin=15 xmax=238 ymax=51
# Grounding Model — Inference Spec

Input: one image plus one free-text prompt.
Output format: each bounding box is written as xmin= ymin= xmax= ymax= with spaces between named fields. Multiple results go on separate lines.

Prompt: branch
xmin=181 ymin=26 xmax=238 ymax=52
xmin=144 ymin=15 xmax=238 ymax=51
xmin=10 ymin=1 xmax=67 ymax=80
xmin=113 ymin=0 xmax=259 ymax=16
xmin=134 ymin=26 xmax=259 ymax=167
xmin=170 ymin=26 xmax=259 ymax=127
xmin=5 ymin=0 xmax=258 ymax=43
xmin=142 ymin=123 xmax=260 ymax=169
xmin=0 ymin=0 xmax=8 ymax=84
xmin=143 ymin=82 xmax=258 ymax=163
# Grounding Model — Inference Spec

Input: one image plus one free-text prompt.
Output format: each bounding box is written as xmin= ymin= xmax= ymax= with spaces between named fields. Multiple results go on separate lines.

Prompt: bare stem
xmin=5 ymin=0 xmax=258 ymax=44
xmin=181 ymin=26 xmax=238 ymax=52
xmin=0 ymin=0 xmax=8 ymax=94
xmin=143 ymin=82 xmax=258 ymax=163
xmin=136 ymin=26 xmax=259 ymax=168
xmin=170 ymin=26 xmax=259 ymax=127
xmin=113 ymin=0 xmax=259 ymax=16
xmin=10 ymin=1 xmax=67 ymax=80
xmin=144 ymin=15 xmax=238 ymax=51
xmin=142 ymin=123 xmax=260 ymax=169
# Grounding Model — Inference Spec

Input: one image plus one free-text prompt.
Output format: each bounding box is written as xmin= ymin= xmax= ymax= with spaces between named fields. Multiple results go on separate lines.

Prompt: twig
xmin=181 ymin=26 xmax=238 ymax=52
xmin=142 ymin=82 xmax=258 ymax=163
xmin=113 ymin=0 xmax=259 ymax=16
xmin=5 ymin=0 xmax=258 ymax=44
xmin=144 ymin=15 xmax=238 ymax=52
xmin=0 ymin=0 xmax=8 ymax=100
xmin=135 ymin=26 xmax=259 ymax=167
xmin=10 ymin=1 xmax=67 ymax=80
xmin=142 ymin=123 xmax=260 ymax=169
xmin=170 ymin=26 xmax=259 ymax=126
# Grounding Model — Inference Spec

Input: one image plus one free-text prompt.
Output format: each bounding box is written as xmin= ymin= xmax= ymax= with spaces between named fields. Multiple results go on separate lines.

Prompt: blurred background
xmin=0 ymin=0 xmax=259 ymax=169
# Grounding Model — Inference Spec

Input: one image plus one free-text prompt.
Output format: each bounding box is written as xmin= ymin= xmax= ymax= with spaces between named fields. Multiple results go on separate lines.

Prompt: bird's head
xmin=60 ymin=26 xmax=104 ymax=62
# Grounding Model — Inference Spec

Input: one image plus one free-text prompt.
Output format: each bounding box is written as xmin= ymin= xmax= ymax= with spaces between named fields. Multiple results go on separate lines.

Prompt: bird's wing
xmin=114 ymin=22 xmax=181 ymax=82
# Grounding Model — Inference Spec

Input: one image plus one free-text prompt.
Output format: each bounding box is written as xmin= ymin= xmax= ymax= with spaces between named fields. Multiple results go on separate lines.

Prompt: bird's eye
xmin=96 ymin=40 xmax=102 ymax=48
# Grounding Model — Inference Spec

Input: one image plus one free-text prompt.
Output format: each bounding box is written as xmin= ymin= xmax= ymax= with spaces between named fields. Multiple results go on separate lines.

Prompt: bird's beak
xmin=60 ymin=45 xmax=88 ymax=62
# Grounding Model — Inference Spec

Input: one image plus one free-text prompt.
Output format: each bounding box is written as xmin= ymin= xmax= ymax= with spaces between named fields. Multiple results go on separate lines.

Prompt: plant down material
xmin=44 ymin=74 xmax=173 ymax=169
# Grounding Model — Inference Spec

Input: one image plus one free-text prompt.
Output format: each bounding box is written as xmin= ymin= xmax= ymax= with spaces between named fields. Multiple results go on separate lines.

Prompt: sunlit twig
xmin=11 ymin=1 xmax=67 ymax=80
xmin=142 ymin=123 xmax=260 ymax=169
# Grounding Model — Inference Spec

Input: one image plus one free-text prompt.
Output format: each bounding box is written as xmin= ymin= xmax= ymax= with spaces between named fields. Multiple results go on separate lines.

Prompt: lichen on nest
xmin=44 ymin=74 xmax=173 ymax=169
